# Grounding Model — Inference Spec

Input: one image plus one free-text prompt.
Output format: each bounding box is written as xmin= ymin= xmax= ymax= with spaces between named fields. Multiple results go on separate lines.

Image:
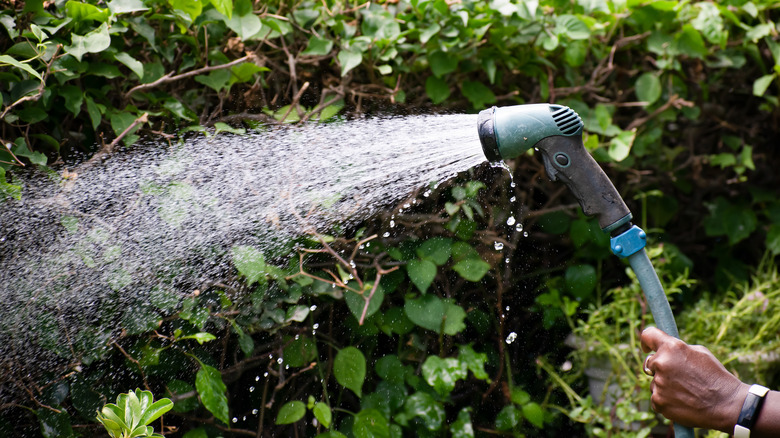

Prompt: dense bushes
xmin=2 ymin=0 xmax=780 ymax=437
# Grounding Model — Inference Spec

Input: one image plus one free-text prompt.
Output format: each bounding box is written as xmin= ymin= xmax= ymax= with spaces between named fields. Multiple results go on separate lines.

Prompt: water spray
xmin=478 ymin=104 xmax=693 ymax=438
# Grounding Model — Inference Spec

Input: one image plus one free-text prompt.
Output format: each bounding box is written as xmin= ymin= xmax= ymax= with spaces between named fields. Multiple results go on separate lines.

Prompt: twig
xmin=112 ymin=341 xmax=151 ymax=391
xmin=124 ymin=54 xmax=257 ymax=98
xmin=75 ymin=113 xmax=148 ymax=172
xmin=625 ymin=94 xmax=694 ymax=131
xmin=279 ymin=81 xmax=310 ymax=122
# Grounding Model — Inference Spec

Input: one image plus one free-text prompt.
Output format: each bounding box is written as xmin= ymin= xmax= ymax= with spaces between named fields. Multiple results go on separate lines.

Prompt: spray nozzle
xmin=477 ymin=104 xmax=631 ymax=231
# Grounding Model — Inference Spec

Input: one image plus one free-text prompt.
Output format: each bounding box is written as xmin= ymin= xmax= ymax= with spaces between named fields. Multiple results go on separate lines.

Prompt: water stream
xmin=0 ymin=114 xmax=486 ymax=389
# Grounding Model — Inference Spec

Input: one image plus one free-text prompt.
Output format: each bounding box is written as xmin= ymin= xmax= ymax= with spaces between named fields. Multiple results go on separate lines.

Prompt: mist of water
xmin=0 ymin=114 xmax=486 ymax=384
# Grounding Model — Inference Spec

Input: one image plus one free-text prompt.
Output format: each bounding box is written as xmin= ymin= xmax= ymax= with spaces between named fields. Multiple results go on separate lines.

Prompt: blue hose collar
xmin=610 ymin=225 xmax=647 ymax=258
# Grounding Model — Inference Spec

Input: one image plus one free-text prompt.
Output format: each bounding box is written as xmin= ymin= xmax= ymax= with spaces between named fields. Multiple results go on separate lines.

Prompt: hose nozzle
xmin=477 ymin=104 xmax=631 ymax=231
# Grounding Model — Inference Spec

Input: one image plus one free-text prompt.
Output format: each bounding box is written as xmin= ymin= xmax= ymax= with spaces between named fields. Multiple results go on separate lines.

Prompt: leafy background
xmin=2 ymin=0 xmax=780 ymax=437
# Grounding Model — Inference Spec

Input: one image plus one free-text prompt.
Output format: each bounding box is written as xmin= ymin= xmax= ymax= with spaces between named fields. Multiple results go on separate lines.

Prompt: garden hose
xmin=477 ymin=104 xmax=693 ymax=438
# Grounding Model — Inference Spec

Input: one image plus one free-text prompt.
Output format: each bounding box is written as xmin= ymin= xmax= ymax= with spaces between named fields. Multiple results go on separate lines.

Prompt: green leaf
xmin=565 ymin=264 xmax=597 ymax=300
xmin=521 ymin=402 xmax=544 ymax=428
xmin=425 ymin=76 xmax=450 ymax=104
xmin=428 ymin=50 xmax=458 ymax=77
xmin=334 ymin=346 xmax=366 ymax=397
xmin=338 ymin=49 xmax=362 ymax=77
xmin=64 ymin=23 xmax=111 ymax=62
xmin=0 ymin=55 xmax=42 ymax=81
xmin=226 ymin=10 xmax=263 ymax=40
xmin=39 ymin=408 xmax=75 ymax=438
xmin=59 ymin=85 xmax=83 ymax=116
xmin=231 ymin=245 xmax=266 ymax=285
xmin=353 ymin=409 xmax=389 ymax=438
xmin=315 ymin=432 xmax=347 ymax=438
xmin=138 ymin=399 xmax=173 ymax=427
xmin=195 ymin=364 xmax=229 ymax=425
xmin=555 ymin=14 xmax=589 ymax=40
xmin=451 ymin=408 xmax=474 ymax=438
xmin=345 ymin=284 xmax=385 ymax=322
xmin=115 ymin=52 xmax=144 ymax=79
xmin=703 ymin=197 xmax=757 ymax=245
xmin=422 ymin=355 xmax=467 ymax=396
xmin=676 ymin=24 xmax=707 ymax=59
xmin=452 ymin=257 xmax=490 ymax=282
xmin=66 ymin=1 xmax=110 ymax=22
xmin=375 ymin=355 xmax=406 ymax=384
xmin=495 ymin=405 xmax=520 ymax=430
xmin=405 ymin=294 xmax=445 ymax=332
xmin=283 ymin=336 xmax=315 ymax=367
xmin=458 ymin=345 xmax=489 ymax=380
xmin=406 ymin=259 xmax=437 ymax=293
xmin=608 ymin=129 xmax=636 ymax=162
xmin=635 ymin=73 xmax=661 ymax=105
xmin=416 ymin=237 xmax=452 ymax=265
xmin=767 ymin=225 xmax=780 ymax=255
xmin=753 ymin=74 xmax=774 ymax=96
xmin=107 ymin=0 xmax=149 ymax=14
xmin=302 ymin=36 xmax=334 ymax=56
xmin=313 ymin=402 xmax=332 ymax=428
xmin=194 ymin=69 xmax=231 ymax=92
xmin=403 ymin=392 xmax=445 ymax=431
xmin=461 ymin=81 xmax=496 ymax=109
xmin=442 ymin=300 xmax=467 ymax=335
xmin=209 ymin=0 xmax=233 ymax=19
xmin=179 ymin=332 xmax=217 ymax=344
xmin=275 ymin=400 xmax=306 ymax=425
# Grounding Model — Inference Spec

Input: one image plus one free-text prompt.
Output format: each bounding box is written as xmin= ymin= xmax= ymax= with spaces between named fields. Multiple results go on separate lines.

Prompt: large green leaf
xmin=451 ymin=407 xmax=474 ymax=438
xmin=195 ymin=364 xmax=229 ymax=425
xmin=404 ymin=295 xmax=466 ymax=335
xmin=702 ymin=197 xmax=757 ymax=245
xmin=231 ymin=245 xmax=266 ymax=285
xmin=38 ymin=408 xmax=75 ymax=438
xmin=226 ymin=10 xmax=263 ymax=40
xmin=403 ymin=392 xmax=445 ymax=431
xmin=333 ymin=347 xmax=366 ymax=397
xmin=107 ymin=0 xmax=148 ymax=14
xmin=115 ymin=52 xmax=144 ymax=79
xmin=338 ymin=48 xmax=362 ymax=77
xmin=425 ymin=76 xmax=450 ymax=104
xmin=421 ymin=355 xmax=467 ymax=396
xmin=312 ymin=402 xmax=332 ymax=428
xmin=461 ymin=81 xmax=496 ymax=109
xmin=416 ymin=237 xmax=452 ymax=265
xmin=635 ymin=73 xmax=661 ymax=105
xmin=275 ymin=400 xmax=305 ymax=425
xmin=353 ymin=409 xmax=389 ymax=438
xmin=406 ymin=259 xmax=436 ymax=294
xmin=64 ymin=23 xmax=111 ymax=62
xmin=428 ymin=50 xmax=457 ymax=77
xmin=458 ymin=344 xmax=489 ymax=380
xmin=345 ymin=284 xmax=384 ymax=322
xmin=452 ymin=257 xmax=490 ymax=282
xmin=0 ymin=54 xmax=42 ymax=81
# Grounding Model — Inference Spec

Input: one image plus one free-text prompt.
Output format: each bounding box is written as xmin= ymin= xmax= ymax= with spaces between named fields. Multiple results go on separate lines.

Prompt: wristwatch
xmin=734 ymin=384 xmax=770 ymax=438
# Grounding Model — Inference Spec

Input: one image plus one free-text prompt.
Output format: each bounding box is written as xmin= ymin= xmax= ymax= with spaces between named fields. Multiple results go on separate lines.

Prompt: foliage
xmin=2 ymin=0 xmax=780 ymax=437
xmin=542 ymin=245 xmax=696 ymax=437
xmin=96 ymin=389 xmax=173 ymax=438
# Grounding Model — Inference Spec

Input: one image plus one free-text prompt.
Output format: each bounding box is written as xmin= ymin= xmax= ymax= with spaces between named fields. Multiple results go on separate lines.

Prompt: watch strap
xmin=734 ymin=384 xmax=770 ymax=438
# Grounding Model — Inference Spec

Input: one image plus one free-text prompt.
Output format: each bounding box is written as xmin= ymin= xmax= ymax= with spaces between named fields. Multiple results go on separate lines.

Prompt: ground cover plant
xmin=2 ymin=0 xmax=780 ymax=436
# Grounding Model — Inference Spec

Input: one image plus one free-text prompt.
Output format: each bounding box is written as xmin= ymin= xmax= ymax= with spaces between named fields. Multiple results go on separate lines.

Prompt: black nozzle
xmin=477 ymin=107 xmax=501 ymax=163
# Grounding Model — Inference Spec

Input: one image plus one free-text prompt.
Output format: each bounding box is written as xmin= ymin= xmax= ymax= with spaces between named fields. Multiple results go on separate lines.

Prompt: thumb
xmin=640 ymin=326 xmax=671 ymax=353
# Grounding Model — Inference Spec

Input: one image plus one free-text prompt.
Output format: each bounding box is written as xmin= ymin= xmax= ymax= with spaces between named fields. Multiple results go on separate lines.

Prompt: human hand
xmin=640 ymin=327 xmax=747 ymax=432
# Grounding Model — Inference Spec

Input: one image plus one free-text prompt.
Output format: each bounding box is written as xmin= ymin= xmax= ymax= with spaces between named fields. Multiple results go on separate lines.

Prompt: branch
xmin=124 ymin=53 xmax=257 ymax=98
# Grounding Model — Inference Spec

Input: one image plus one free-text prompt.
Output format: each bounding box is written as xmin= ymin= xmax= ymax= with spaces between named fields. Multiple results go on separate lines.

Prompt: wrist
xmin=715 ymin=382 xmax=750 ymax=433
xmin=733 ymin=384 xmax=771 ymax=437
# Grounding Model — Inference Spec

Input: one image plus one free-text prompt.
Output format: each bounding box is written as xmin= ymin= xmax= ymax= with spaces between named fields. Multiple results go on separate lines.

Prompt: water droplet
xmin=423 ymin=190 xmax=431 ymax=197
xmin=249 ymin=386 xmax=255 ymax=392
xmin=264 ymin=372 xmax=269 ymax=377
xmin=366 ymin=242 xmax=370 ymax=247
xmin=313 ymin=323 xmax=319 ymax=329
xmin=505 ymin=258 xmax=510 ymax=264
xmin=294 ymin=334 xmax=300 ymax=340
xmin=505 ymin=306 xmax=510 ymax=311
xmin=494 ymin=242 xmax=504 ymax=251
xmin=252 ymin=409 xmax=259 ymax=415
xmin=561 ymin=361 xmax=573 ymax=372
xmin=310 ymin=304 xmax=317 ymax=311
xmin=510 ymin=196 xmax=516 ymax=202
xmin=255 ymin=376 xmax=260 ymax=381
xmin=285 ymin=365 xmax=289 ymax=370
xmin=516 ymin=223 xmax=524 ymax=232
xmin=383 ymin=232 xmax=390 ymax=237
xmin=510 ymin=182 xmax=516 ymax=188
xmin=403 ymin=203 xmax=410 ymax=208
xmin=523 ymin=231 xmax=529 ymax=237
xmin=269 ymin=354 xmax=274 ymax=359
xmin=506 ymin=216 xmax=516 ymax=226
xmin=232 ymin=417 xmax=238 ymax=423
xmin=506 ymin=332 xmax=518 ymax=344
xmin=276 ymin=357 xmax=283 ymax=364
xmin=389 ymin=220 xmax=395 ymax=228
xmin=243 ymin=416 xmax=247 ymax=421
xmin=349 ymin=260 xmax=356 ymax=269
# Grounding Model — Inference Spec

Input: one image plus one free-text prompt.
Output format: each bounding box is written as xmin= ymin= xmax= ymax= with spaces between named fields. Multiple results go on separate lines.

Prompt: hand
xmin=640 ymin=327 xmax=747 ymax=432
